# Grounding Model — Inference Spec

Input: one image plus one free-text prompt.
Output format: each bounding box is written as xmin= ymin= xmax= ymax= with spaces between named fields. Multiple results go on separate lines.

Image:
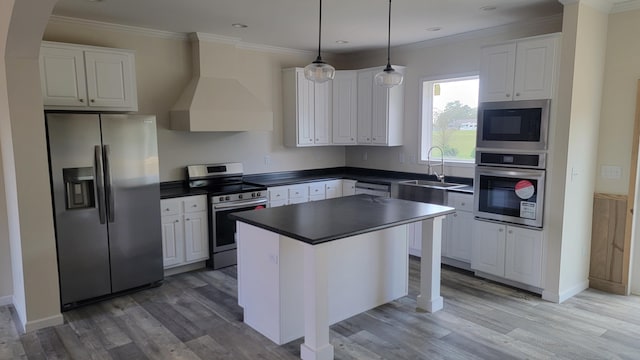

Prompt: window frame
xmin=418 ymin=72 xmax=479 ymax=166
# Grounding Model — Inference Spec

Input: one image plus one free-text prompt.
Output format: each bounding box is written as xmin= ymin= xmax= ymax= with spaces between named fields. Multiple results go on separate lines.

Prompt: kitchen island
xmin=230 ymin=195 xmax=454 ymax=360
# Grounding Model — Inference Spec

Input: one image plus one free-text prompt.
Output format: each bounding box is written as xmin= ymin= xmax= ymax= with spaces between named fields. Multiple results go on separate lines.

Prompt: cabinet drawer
xmin=448 ymin=192 xmax=473 ymax=212
xmin=184 ymin=195 xmax=207 ymax=213
xmin=288 ymin=185 xmax=307 ymax=199
xmin=308 ymin=183 xmax=326 ymax=197
xmin=160 ymin=199 xmax=180 ymax=216
xmin=268 ymin=187 xmax=288 ymax=201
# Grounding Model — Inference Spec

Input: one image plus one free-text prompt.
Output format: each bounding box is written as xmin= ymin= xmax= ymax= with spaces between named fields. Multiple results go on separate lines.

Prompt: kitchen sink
xmin=396 ymin=180 xmax=466 ymax=205
xmin=398 ymin=180 xmax=467 ymax=190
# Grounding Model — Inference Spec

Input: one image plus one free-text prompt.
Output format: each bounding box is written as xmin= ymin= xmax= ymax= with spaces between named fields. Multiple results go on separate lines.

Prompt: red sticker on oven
xmin=514 ymin=180 xmax=535 ymax=199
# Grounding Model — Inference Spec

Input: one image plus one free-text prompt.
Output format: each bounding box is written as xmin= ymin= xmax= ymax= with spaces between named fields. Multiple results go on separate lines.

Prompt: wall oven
xmin=477 ymin=99 xmax=550 ymax=151
xmin=474 ymin=152 xmax=545 ymax=228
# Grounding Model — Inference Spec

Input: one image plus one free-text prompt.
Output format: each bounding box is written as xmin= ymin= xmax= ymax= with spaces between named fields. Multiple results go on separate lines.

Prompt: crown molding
xmin=559 ymin=0 xmax=640 ymax=13
xmin=611 ymin=0 xmax=640 ymax=13
xmin=48 ymin=15 xmax=188 ymax=40
xmin=398 ymin=13 xmax=563 ymax=52
xmin=48 ymin=17 xmax=314 ymax=56
xmin=193 ymin=32 xmax=314 ymax=56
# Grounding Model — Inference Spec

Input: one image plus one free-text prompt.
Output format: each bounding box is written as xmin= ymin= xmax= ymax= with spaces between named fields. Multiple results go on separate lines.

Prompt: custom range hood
xmin=170 ymin=33 xmax=273 ymax=132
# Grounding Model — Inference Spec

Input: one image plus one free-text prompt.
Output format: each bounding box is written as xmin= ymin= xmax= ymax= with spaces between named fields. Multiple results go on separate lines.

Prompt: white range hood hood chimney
xmin=170 ymin=33 xmax=273 ymax=132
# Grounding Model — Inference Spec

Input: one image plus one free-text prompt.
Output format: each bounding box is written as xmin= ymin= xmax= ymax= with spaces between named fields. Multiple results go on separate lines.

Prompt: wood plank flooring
xmin=3 ymin=257 xmax=640 ymax=359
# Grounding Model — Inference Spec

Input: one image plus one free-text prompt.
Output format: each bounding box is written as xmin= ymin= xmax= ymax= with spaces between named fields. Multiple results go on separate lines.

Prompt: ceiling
xmin=51 ymin=0 xmax=568 ymax=53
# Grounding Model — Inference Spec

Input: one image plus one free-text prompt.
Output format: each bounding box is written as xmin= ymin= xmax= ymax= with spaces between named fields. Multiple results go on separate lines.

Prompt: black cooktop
xmin=192 ymin=182 xmax=266 ymax=196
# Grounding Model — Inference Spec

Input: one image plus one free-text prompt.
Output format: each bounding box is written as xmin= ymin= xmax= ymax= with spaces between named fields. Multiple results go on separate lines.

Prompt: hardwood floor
xmin=3 ymin=257 xmax=640 ymax=359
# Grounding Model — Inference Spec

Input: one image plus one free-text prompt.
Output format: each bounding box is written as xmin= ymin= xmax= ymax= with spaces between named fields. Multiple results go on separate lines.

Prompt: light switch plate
xmin=601 ymin=165 xmax=622 ymax=179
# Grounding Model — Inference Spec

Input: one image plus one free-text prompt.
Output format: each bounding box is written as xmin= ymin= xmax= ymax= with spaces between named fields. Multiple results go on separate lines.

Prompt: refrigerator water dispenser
xmin=63 ymin=167 xmax=95 ymax=210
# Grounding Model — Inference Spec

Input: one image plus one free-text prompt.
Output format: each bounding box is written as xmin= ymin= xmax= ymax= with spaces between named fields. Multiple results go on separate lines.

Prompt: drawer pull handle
xmin=174 ymin=219 xmax=179 ymax=223
xmin=192 ymin=204 xmax=197 ymax=207
xmin=165 ymin=208 xmax=170 ymax=211
xmin=79 ymin=98 xmax=84 ymax=103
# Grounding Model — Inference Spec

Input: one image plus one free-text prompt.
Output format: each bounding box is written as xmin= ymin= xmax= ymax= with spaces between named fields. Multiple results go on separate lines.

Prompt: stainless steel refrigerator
xmin=46 ymin=113 xmax=163 ymax=309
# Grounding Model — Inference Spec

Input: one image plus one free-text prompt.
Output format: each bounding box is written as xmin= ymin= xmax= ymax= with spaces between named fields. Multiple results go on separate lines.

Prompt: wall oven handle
xmin=94 ymin=145 xmax=106 ymax=224
xmin=213 ymin=199 xmax=267 ymax=210
xmin=103 ymin=144 xmax=115 ymax=222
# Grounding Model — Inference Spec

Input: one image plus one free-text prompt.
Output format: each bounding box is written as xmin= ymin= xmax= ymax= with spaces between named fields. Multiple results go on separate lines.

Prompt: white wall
xmin=558 ymin=2 xmax=609 ymax=299
xmin=44 ymin=20 xmax=347 ymax=182
xmin=2 ymin=0 xmax=63 ymax=331
xmin=343 ymin=17 xmax=562 ymax=179
xmin=597 ymin=9 xmax=640 ymax=294
xmin=0 ymin=0 xmax=14 ymax=305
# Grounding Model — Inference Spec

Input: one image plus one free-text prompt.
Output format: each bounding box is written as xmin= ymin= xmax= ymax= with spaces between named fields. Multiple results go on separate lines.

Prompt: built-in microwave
xmin=474 ymin=166 xmax=545 ymax=228
xmin=476 ymin=99 xmax=550 ymax=151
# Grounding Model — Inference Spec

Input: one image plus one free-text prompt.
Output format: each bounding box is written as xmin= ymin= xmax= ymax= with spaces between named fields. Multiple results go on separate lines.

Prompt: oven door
xmin=474 ymin=166 xmax=545 ymax=228
xmin=477 ymin=99 xmax=550 ymax=151
xmin=212 ymin=198 xmax=267 ymax=254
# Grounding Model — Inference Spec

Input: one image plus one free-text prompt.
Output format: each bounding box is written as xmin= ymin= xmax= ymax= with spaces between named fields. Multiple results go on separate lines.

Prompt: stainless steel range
xmin=187 ymin=163 xmax=267 ymax=269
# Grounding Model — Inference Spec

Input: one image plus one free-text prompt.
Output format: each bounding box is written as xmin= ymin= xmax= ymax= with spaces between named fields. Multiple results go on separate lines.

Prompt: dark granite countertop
xmin=230 ymin=194 xmax=455 ymax=245
xmin=160 ymin=181 xmax=208 ymax=199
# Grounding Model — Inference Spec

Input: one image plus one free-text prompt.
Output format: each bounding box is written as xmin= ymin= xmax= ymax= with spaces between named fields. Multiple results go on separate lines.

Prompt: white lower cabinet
xmin=443 ymin=193 xmax=473 ymax=262
xmin=471 ymin=219 xmax=543 ymax=287
xmin=268 ymin=179 xmax=348 ymax=207
xmin=160 ymin=195 xmax=209 ymax=269
xmin=342 ymin=180 xmax=357 ymax=196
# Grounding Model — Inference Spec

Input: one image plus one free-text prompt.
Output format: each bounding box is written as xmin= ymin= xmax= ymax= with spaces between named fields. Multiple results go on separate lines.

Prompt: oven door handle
xmin=213 ymin=198 xmax=268 ymax=210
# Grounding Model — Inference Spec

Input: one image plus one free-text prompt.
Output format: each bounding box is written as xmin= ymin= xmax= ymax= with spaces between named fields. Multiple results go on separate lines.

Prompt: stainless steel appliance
xmin=46 ymin=113 xmax=163 ymax=310
xmin=477 ymin=99 xmax=550 ymax=151
xmin=187 ymin=163 xmax=267 ymax=269
xmin=474 ymin=151 xmax=545 ymax=228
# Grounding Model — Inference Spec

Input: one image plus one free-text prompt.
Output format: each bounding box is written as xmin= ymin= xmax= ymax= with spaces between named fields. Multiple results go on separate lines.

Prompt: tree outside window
xmin=421 ymin=76 xmax=479 ymax=162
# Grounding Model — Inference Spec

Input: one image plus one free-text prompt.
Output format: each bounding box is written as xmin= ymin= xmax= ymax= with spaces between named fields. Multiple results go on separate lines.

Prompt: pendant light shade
xmin=375 ymin=0 xmax=403 ymax=88
xmin=304 ymin=0 xmax=335 ymax=83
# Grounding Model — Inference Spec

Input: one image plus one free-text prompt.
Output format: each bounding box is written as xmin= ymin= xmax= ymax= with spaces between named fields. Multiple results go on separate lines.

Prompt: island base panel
xmin=237 ymin=222 xmax=408 ymax=345
xmin=417 ymin=216 xmax=445 ymax=313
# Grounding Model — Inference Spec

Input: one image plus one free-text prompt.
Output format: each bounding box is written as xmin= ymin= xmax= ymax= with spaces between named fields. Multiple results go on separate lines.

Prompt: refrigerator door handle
xmin=103 ymin=144 xmax=115 ymax=223
xmin=94 ymin=145 xmax=106 ymax=224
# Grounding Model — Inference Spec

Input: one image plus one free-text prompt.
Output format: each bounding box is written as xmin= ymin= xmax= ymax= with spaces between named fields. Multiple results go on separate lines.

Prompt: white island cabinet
xmin=233 ymin=196 xmax=454 ymax=360
xmin=39 ymin=41 xmax=138 ymax=111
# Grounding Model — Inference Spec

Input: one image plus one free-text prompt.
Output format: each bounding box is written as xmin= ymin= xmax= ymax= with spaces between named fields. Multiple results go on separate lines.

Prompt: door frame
xmin=626 ymin=80 xmax=640 ymax=294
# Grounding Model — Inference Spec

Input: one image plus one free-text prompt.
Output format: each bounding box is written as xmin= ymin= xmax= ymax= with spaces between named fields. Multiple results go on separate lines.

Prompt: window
xmin=420 ymin=75 xmax=479 ymax=163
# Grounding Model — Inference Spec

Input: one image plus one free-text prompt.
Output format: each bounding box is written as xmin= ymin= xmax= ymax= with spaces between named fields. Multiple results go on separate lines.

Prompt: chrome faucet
xmin=427 ymin=146 xmax=445 ymax=183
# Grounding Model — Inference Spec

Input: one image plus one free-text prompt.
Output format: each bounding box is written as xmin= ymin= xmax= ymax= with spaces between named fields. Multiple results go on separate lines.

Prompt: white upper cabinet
xmin=332 ymin=71 xmax=358 ymax=145
xmin=479 ymin=34 xmax=559 ymax=102
xmin=39 ymin=41 xmax=138 ymax=111
xmin=357 ymin=66 xmax=405 ymax=146
xmin=283 ymin=68 xmax=331 ymax=147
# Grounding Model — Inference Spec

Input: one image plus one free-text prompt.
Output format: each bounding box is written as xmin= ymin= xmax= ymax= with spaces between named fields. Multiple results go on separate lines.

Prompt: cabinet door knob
xmin=515 ymin=92 xmax=520 ymax=97
xmin=79 ymin=98 xmax=85 ymax=103
xmin=508 ymin=230 xmax=513 ymax=234
xmin=185 ymin=218 xmax=190 ymax=221
xmin=316 ymin=138 xmax=319 ymax=141
xmin=506 ymin=94 xmax=511 ymax=98
xmin=367 ymin=138 xmax=370 ymax=141
xmin=174 ymin=219 xmax=179 ymax=223
xmin=192 ymin=204 xmax=197 ymax=207
xmin=499 ymin=228 xmax=504 ymax=232
xmin=165 ymin=208 xmax=170 ymax=211
xmin=90 ymin=99 xmax=95 ymax=103
xmin=351 ymin=138 xmax=354 ymax=141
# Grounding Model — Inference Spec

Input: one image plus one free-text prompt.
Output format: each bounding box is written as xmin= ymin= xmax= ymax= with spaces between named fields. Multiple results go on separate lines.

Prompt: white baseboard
xmin=0 ymin=295 xmax=12 ymax=306
xmin=543 ymin=280 xmax=589 ymax=303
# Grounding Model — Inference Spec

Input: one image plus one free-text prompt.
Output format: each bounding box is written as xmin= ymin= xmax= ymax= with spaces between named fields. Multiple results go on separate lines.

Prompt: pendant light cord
xmin=386 ymin=0 xmax=392 ymax=68
xmin=317 ymin=0 xmax=323 ymax=60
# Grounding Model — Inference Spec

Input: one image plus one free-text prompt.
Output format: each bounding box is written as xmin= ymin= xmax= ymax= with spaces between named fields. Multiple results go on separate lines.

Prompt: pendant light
xmin=375 ymin=0 xmax=403 ymax=88
xmin=304 ymin=0 xmax=335 ymax=83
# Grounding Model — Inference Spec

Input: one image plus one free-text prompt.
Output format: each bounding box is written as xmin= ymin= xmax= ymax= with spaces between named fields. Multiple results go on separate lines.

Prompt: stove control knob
xmin=238 ymin=194 xmax=243 ymax=199
xmin=225 ymin=196 xmax=230 ymax=201
xmin=219 ymin=196 xmax=224 ymax=201
xmin=251 ymin=192 xmax=256 ymax=198
xmin=256 ymin=192 xmax=261 ymax=197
